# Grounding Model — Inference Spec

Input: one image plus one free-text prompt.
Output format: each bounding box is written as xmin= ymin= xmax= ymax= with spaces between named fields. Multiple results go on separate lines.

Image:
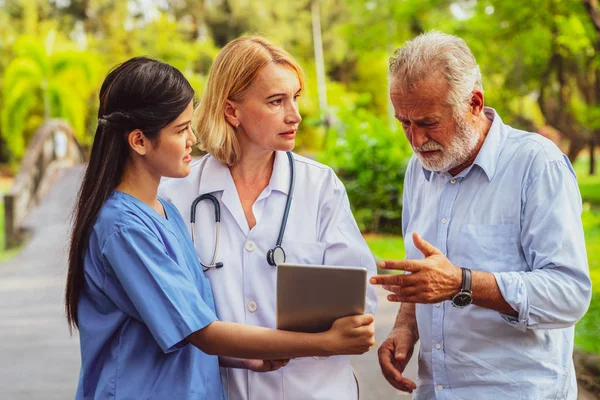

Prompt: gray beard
xmin=416 ymin=118 xmax=480 ymax=173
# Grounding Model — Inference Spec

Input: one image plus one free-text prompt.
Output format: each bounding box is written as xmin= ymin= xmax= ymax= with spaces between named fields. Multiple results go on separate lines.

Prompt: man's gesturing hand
xmin=370 ymin=232 xmax=463 ymax=303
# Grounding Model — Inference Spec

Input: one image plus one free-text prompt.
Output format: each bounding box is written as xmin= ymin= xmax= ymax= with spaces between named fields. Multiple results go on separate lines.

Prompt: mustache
xmin=414 ymin=141 xmax=443 ymax=152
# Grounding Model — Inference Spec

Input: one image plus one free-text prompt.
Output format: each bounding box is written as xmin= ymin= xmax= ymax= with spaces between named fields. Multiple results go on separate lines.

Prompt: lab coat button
xmin=245 ymin=241 xmax=256 ymax=252
xmin=247 ymin=301 xmax=257 ymax=312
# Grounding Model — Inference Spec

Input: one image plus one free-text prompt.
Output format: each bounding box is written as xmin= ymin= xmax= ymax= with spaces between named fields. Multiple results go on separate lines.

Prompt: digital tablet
xmin=276 ymin=263 xmax=367 ymax=333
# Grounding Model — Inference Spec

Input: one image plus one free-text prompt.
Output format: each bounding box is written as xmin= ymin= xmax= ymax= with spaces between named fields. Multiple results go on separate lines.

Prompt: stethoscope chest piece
xmin=267 ymin=245 xmax=286 ymax=266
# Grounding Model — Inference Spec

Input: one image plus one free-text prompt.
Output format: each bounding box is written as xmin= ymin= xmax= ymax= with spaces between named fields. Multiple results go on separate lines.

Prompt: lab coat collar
xmin=269 ymin=151 xmax=292 ymax=195
xmin=197 ymin=151 xmax=291 ymax=196
xmin=197 ymin=155 xmax=234 ymax=196
xmin=195 ymin=151 xmax=292 ymax=236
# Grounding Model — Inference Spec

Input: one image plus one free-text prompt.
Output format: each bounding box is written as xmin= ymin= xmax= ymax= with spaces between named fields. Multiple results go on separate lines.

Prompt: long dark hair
xmin=66 ymin=57 xmax=194 ymax=331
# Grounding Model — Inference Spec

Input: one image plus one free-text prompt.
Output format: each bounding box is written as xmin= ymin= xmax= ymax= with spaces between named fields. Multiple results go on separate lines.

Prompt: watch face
xmin=452 ymin=292 xmax=473 ymax=307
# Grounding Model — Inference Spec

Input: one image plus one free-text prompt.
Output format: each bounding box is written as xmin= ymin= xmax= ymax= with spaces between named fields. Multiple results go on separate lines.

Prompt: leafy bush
xmin=318 ymin=106 xmax=411 ymax=234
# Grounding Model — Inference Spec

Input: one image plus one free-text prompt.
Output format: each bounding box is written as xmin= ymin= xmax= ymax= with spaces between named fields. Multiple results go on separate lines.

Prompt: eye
xmin=178 ymin=124 xmax=190 ymax=134
xmin=270 ymin=98 xmax=283 ymax=105
xmin=293 ymin=93 xmax=301 ymax=101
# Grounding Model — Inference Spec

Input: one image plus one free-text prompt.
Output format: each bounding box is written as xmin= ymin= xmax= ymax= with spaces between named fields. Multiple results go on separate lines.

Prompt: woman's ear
xmin=127 ymin=129 xmax=149 ymax=156
xmin=224 ymin=100 xmax=240 ymax=128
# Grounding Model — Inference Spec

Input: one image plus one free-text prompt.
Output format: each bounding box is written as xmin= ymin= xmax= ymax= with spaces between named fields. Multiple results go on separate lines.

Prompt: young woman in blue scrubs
xmin=65 ymin=57 xmax=375 ymax=400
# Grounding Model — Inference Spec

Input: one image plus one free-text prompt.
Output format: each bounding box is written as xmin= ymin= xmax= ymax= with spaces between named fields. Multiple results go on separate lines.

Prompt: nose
xmin=406 ymin=125 xmax=428 ymax=148
xmin=186 ymin=126 xmax=196 ymax=146
xmin=285 ymin=100 xmax=302 ymax=125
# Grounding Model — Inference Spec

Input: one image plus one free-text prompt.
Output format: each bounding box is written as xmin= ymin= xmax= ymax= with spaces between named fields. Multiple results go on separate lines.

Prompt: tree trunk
xmin=567 ymin=136 xmax=586 ymax=163
xmin=590 ymin=137 xmax=596 ymax=175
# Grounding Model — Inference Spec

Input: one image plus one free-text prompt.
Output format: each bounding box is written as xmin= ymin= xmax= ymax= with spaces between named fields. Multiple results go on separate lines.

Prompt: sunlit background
xmin=0 ymin=0 xmax=598 ymax=397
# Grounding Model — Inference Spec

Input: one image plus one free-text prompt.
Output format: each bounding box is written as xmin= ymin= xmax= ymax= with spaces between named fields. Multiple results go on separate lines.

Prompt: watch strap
xmin=461 ymin=267 xmax=472 ymax=292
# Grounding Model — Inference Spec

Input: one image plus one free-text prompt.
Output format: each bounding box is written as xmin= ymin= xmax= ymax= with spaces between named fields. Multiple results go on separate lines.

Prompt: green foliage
xmin=1 ymin=34 xmax=99 ymax=158
xmin=319 ymin=106 xmax=411 ymax=234
xmin=575 ymin=207 xmax=600 ymax=354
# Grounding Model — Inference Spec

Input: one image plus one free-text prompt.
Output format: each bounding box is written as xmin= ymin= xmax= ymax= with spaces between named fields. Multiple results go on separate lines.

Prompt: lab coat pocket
xmin=281 ymin=239 xmax=326 ymax=265
xmin=457 ymin=224 xmax=521 ymax=272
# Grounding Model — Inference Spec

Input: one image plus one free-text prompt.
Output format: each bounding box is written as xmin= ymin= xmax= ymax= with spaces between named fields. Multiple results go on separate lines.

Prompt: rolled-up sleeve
xmin=493 ymin=154 xmax=591 ymax=331
xmin=102 ymin=225 xmax=218 ymax=352
xmin=319 ymin=174 xmax=378 ymax=315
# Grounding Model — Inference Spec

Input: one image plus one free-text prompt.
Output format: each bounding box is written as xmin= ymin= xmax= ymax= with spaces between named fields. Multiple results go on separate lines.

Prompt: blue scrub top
xmin=76 ymin=191 xmax=225 ymax=400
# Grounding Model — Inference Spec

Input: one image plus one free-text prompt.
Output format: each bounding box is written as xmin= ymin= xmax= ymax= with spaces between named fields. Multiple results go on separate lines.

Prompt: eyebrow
xmin=173 ymin=120 xmax=191 ymax=128
xmin=395 ymin=115 xmax=439 ymax=123
xmin=266 ymin=88 xmax=302 ymax=100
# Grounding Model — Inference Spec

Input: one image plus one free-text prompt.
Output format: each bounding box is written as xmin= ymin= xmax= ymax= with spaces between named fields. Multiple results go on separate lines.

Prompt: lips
xmin=280 ymin=129 xmax=297 ymax=138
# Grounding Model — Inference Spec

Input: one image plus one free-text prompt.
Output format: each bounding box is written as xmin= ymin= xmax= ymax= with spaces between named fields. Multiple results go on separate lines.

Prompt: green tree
xmin=1 ymin=33 xmax=98 ymax=159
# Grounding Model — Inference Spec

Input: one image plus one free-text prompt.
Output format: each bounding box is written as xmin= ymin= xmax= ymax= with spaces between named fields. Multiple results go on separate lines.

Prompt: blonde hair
xmin=194 ymin=36 xmax=305 ymax=165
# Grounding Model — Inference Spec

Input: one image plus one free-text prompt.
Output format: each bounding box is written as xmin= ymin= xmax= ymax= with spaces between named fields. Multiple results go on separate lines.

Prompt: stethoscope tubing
xmin=190 ymin=151 xmax=295 ymax=270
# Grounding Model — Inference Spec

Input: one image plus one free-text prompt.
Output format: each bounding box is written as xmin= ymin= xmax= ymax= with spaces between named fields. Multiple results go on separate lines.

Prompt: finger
xmin=379 ymin=259 xmax=422 ymax=273
xmin=387 ymin=288 xmax=417 ymax=303
xmin=378 ymin=349 xmax=415 ymax=392
xmin=395 ymin=376 xmax=417 ymax=392
xmin=383 ymin=374 xmax=415 ymax=392
xmin=381 ymin=279 xmax=417 ymax=293
xmin=376 ymin=259 xmax=413 ymax=271
xmin=412 ymin=232 xmax=441 ymax=257
xmin=378 ymin=347 xmax=404 ymax=383
xmin=371 ymin=274 xmax=400 ymax=285
xmin=372 ymin=271 xmax=423 ymax=286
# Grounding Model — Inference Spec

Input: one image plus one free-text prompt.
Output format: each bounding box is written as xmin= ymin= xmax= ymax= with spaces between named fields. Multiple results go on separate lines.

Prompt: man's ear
xmin=470 ymin=89 xmax=485 ymax=119
xmin=224 ymin=99 xmax=240 ymax=128
xmin=127 ymin=129 xmax=149 ymax=156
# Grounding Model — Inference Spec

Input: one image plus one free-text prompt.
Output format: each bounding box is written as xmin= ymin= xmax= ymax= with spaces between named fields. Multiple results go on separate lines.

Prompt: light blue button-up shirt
xmin=403 ymin=108 xmax=591 ymax=399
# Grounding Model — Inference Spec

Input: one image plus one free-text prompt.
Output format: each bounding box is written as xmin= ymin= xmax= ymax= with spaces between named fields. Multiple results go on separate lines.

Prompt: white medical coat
xmin=159 ymin=151 xmax=377 ymax=400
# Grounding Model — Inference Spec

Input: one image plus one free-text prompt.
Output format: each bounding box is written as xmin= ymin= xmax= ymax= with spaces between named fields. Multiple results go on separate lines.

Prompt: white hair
xmin=389 ymin=31 xmax=483 ymax=117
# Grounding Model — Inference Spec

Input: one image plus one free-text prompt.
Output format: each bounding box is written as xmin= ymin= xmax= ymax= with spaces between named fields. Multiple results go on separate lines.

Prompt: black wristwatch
xmin=451 ymin=268 xmax=473 ymax=308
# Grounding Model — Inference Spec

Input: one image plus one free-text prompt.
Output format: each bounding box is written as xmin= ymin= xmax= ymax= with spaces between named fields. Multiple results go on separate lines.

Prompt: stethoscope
xmin=191 ymin=151 xmax=295 ymax=271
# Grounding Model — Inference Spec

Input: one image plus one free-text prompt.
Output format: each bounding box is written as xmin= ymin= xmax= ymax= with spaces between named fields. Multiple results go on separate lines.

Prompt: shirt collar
xmin=421 ymin=107 xmax=505 ymax=182
xmin=197 ymin=151 xmax=292 ymax=195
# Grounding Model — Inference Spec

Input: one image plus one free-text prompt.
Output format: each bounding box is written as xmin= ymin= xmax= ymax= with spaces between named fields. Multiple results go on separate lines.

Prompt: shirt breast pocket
xmin=456 ymin=224 xmax=521 ymax=272
xmin=282 ymin=239 xmax=326 ymax=265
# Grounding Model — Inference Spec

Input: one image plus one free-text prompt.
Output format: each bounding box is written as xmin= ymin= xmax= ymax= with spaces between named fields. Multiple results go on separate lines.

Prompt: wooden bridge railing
xmin=3 ymin=120 xmax=86 ymax=248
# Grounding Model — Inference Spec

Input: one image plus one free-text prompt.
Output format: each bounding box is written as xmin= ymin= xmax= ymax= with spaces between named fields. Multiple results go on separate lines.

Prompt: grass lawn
xmin=365 ymin=154 xmax=600 ymax=354
xmin=574 ymin=156 xmax=600 ymax=206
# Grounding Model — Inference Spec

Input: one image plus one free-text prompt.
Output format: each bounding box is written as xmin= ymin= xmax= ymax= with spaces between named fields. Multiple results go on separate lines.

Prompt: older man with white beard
xmin=369 ymin=32 xmax=591 ymax=399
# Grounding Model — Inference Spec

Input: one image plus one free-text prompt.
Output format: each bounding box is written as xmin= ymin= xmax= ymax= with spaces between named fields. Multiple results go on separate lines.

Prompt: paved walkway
xmin=0 ymin=165 xmax=595 ymax=399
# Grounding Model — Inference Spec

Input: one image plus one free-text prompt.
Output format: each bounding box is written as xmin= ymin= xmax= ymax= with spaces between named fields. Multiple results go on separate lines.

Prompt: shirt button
xmin=247 ymin=301 xmax=257 ymax=312
xmin=441 ymin=218 xmax=448 ymax=224
xmin=435 ymin=343 xmax=442 ymax=350
xmin=245 ymin=241 xmax=256 ymax=252
xmin=450 ymin=178 xmax=456 ymax=184
xmin=437 ymin=384 xmax=444 ymax=391
xmin=435 ymin=303 xmax=441 ymax=307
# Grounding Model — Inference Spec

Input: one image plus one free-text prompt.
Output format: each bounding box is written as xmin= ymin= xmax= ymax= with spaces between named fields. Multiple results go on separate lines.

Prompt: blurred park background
xmin=0 ymin=0 xmax=598 ymax=397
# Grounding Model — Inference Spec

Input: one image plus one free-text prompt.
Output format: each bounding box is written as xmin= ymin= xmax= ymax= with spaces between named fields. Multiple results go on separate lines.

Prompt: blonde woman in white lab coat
xmin=160 ymin=36 xmax=377 ymax=400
